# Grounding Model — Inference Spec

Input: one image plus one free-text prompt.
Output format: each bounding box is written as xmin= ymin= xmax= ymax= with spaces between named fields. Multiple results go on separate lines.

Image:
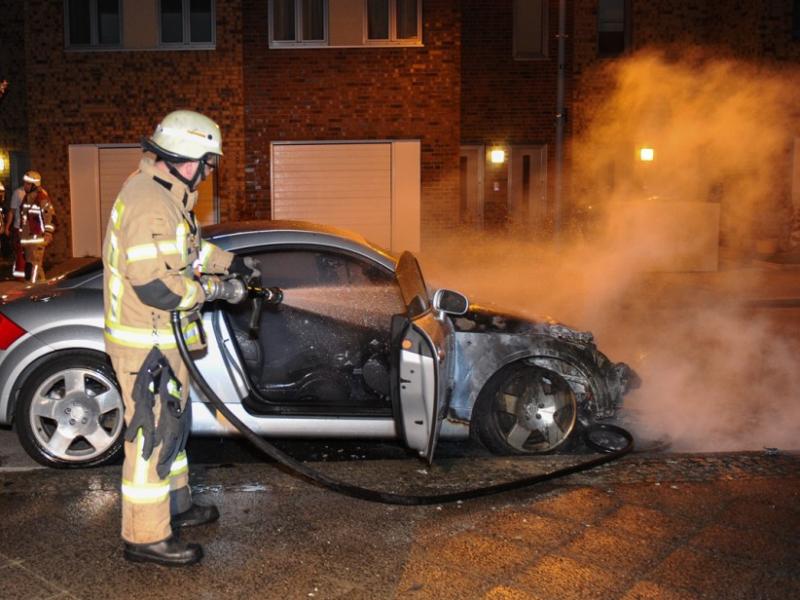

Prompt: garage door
xmin=70 ymin=145 xmax=219 ymax=257
xmin=99 ymin=147 xmax=142 ymax=236
xmin=271 ymin=143 xmax=393 ymax=248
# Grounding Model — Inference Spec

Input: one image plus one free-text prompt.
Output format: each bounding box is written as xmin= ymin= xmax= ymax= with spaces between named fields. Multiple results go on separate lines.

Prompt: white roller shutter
xmin=271 ymin=143 xmax=392 ymax=248
xmin=99 ymin=146 xmax=142 ymax=235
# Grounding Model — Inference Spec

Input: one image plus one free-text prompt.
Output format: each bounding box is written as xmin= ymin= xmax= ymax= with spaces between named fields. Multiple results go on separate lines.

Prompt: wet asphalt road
xmin=1 ymin=446 xmax=798 ymax=599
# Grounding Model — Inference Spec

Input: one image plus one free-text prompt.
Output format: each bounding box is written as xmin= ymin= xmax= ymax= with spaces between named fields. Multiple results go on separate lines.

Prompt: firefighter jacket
xmin=19 ymin=188 xmax=55 ymax=245
xmin=102 ymin=154 xmax=233 ymax=354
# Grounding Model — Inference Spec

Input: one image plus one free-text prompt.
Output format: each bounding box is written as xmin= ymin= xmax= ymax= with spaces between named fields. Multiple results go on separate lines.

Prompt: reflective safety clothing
xmin=102 ymin=154 xmax=233 ymax=544
xmin=17 ymin=188 xmax=54 ymax=282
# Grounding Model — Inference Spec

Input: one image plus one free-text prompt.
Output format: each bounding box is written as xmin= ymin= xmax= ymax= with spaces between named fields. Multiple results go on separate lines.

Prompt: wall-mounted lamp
xmin=0 ymin=157 xmax=5 ymax=172
xmin=490 ymin=149 xmax=506 ymax=164
xmin=638 ymin=147 xmax=655 ymax=162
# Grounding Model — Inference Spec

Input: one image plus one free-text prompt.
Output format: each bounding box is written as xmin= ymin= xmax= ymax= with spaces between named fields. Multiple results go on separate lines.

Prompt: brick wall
xmin=22 ymin=0 xmax=246 ymax=263
xmin=0 ymin=0 xmax=28 ymax=193
xmin=460 ymin=0 xmax=567 ymax=231
xmin=241 ymin=0 xmax=462 ymax=246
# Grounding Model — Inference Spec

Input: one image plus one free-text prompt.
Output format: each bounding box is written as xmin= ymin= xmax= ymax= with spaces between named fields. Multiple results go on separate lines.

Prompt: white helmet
xmin=144 ymin=110 xmax=223 ymax=161
xmin=23 ymin=170 xmax=42 ymax=186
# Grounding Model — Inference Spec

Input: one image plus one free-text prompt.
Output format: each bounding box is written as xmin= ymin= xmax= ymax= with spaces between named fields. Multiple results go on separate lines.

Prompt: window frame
xmin=597 ymin=0 xmax=631 ymax=58
xmin=793 ymin=0 xmax=800 ymax=41
xmin=513 ymin=0 xmax=548 ymax=61
xmin=158 ymin=0 xmax=216 ymax=50
xmin=268 ymin=0 xmax=329 ymax=48
xmin=363 ymin=0 xmax=422 ymax=47
xmin=64 ymin=0 xmax=123 ymax=50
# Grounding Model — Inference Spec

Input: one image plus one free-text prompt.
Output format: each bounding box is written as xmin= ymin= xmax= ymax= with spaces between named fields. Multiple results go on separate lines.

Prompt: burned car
xmin=0 ymin=221 xmax=638 ymax=468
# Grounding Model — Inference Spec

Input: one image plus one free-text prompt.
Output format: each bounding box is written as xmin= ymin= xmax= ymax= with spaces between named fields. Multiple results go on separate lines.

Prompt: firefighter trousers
xmin=22 ymin=241 xmax=45 ymax=282
xmin=110 ymin=349 xmax=193 ymax=544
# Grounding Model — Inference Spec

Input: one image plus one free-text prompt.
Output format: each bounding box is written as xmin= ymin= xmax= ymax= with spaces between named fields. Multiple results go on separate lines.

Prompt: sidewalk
xmin=0 ymin=255 xmax=98 ymax=294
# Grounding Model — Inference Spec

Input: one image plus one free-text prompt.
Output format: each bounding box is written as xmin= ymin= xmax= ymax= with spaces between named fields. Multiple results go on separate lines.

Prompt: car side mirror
xmin=432 ymin=288 xmax=469 ymax=316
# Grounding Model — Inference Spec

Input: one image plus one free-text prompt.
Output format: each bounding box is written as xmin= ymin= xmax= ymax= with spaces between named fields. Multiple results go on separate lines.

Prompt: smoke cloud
xmin=421 ymin=49 xmax=800 ymax=452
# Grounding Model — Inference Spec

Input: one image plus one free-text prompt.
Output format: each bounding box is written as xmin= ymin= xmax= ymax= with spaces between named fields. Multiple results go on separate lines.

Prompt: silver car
xmin=0 ymin=221 xmax=638 ymax=468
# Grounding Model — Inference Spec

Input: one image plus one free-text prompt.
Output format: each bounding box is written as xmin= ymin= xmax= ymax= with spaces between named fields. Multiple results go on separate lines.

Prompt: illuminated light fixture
xmin=639 ymin=147 xmax=655 ymax=162
xmin=490 ymin=149 xmax=506 ymax=164
xmin=0 ymin=157 xmax=5 ymax=171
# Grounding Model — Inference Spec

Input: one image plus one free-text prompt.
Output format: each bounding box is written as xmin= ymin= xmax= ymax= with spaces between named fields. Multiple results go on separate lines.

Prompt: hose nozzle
xmin=248 ymin=284 xmax=283 ymax=305
xmin=263 ymin=286 xmax=283 ymax=305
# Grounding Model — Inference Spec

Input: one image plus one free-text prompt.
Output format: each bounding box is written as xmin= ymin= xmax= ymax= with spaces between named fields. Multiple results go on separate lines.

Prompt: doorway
xmin=458 ymin=145 xmax=485 ymax=228
xmin=509 ymin=145 xmax=548 ymax=228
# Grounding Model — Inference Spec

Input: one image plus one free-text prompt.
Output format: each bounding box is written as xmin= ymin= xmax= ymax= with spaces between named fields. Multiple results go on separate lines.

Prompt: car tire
xmin=15 ymin=352 xmax=124 ymax=468
xmin=473 ymin=361 xmax=578 ymax=455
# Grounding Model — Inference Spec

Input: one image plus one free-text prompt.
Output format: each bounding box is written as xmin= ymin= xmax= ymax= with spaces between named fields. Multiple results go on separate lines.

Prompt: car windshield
xmin=395 ymin=251 xmax=430 ymax=318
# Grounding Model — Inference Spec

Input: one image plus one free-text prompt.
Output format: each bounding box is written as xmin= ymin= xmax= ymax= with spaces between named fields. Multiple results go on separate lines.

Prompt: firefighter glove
xmin=201 ymin=274 xmax=247 ymax=304
xmin=126 ymin=347 xmax=166 ymax=460
xmin=229 ymin=255 xmax=261 ymax=285
xmin=154 ymin=366 xmax=186 ymax=479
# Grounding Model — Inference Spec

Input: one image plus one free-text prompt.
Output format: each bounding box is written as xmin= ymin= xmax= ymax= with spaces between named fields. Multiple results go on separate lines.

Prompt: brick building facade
xmin=1 ymin=1 xmax=799 ymax=263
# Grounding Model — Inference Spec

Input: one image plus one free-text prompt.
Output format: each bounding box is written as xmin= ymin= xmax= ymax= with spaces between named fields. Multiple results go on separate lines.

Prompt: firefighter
xmin=0 ymin=182 xmax=6 ymax=258
xmin=102 ymin=110 xmax=259 ymax=566
xmin=18 ymin=172 xmax=55 ymax=282
xmin=5 ymin=171 xmax=39 ymax=278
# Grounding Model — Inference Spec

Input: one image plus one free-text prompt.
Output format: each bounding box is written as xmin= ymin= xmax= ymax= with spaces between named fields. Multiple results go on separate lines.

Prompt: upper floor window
xmin=597 ymin=0 xmax=629 ymax=57
xmin=513 ymin=0 xmax=548 ymax=60
xmin=366 ymin=0 xmax=421 ymax=44
xmin=65 ymin=0 xmax=121 ymax=48
xmin=794 ymin=0 xmax=800 ymax=40
xmin=160 ymin=0 xmax=215 ymax=48
xmin=270 ymin=0 xmax=327 ymax=47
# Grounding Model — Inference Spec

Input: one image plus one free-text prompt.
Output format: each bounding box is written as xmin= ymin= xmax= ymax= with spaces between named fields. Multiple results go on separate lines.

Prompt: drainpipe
xmin=554 ymin=0 xmax=567 ymax=240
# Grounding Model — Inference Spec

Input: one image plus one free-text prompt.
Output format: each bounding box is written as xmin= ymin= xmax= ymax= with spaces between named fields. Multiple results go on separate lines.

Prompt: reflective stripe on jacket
xmin=102 ymin=154 xmax=233 ymax=354
xmin=19 ymin=188 xmax=55 ymax=244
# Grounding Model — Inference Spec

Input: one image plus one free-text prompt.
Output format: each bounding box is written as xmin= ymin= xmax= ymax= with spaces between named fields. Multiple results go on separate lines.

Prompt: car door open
xmin=392 ymin=252 xmax=455 ymax=463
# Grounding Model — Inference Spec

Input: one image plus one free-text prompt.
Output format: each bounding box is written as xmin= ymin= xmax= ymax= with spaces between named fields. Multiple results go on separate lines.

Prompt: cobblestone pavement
xmin=0 ymin=450 xmax=798 ymax=599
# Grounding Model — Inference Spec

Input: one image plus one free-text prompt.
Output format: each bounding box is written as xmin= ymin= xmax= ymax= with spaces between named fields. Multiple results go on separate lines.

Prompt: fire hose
xmin=170 ymin=301 xmax=634 ymax=506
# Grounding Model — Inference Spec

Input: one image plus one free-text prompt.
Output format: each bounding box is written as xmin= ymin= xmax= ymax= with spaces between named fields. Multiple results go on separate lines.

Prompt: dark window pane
xmin=598 ymin=31 xmax=625 ymax=55
xmin=273 ymin=0 xmax=296 ymax=41
xmin=161 ymin=0 xmax=184 ymax=43
xmin=97 ymin=0 xmax=120 ymax=44
xmin=794 ymin=0 xmax=800 ymax=40
xmin=190 ymin=0 xmax=213 ymax=43
xmin=396 ymin=0 xmax=418 ymax=39
xmin=68 ymin=0 xmax=92 ymax=45
xmin=598 ymin=0 xmax=626 ymax=56
xmin=367 ymin=0 xmax=389 ymax=39
xmin=302 ymin=0 xmax=324 ymax=41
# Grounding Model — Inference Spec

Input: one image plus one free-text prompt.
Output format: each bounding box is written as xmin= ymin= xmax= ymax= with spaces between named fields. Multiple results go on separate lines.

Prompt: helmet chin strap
xmin=166 ymin=161 xmax=203 ymax=192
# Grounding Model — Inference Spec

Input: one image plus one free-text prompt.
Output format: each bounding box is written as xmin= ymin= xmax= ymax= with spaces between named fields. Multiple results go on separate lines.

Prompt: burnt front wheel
xmin=473 ymin=362 xmax=578 ymax=455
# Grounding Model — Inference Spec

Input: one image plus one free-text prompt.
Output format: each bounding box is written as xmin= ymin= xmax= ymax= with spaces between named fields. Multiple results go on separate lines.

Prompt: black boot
xmin=171 ymin=503 xmax=220 ymax=529
xmin=123 ymin=535 xmax=203 ymax=567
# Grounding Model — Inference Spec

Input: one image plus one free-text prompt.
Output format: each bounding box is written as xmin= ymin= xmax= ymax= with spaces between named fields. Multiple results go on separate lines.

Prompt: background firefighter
xmin=18 ymin=180 xmax=55 ymax=282
xmin=5 ymin=170 xmax=43 ymax=279
xmin=102 ymin=110 xmax=259 ymax=567
xmin=0 ymin=182 xmax=7 ymax=258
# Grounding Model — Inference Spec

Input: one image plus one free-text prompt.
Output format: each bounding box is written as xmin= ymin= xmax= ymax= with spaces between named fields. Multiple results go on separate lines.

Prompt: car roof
xmin=204 ymin=220 xmax=398 ymax=267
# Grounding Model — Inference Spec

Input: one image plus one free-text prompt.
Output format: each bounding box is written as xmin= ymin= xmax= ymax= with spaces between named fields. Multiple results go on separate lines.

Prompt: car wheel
xmin=15 ymin=352 xmax=124 ymax=468
xmin=473 ymin=362 xmax=578 ymax=455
